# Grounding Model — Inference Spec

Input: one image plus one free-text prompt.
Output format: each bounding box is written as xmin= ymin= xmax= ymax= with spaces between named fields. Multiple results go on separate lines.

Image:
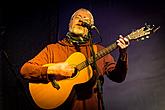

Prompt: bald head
xmin=70 ymin=8 xmax=94 ymax=25
xmin=69 ymin=8 xmax=94 ymax=37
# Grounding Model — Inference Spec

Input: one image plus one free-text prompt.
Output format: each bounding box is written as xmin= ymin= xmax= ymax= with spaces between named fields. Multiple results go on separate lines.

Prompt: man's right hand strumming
xmin=47 ymin=62 xmax=75 ymax=80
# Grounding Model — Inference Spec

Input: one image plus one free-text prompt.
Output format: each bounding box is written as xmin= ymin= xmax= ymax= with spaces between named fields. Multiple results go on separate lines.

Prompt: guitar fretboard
xmin=76 ymin=42 xmax=117 ymax=71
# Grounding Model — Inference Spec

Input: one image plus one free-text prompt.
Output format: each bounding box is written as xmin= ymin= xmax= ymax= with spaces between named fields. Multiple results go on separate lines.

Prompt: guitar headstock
xmin=126 ymin=24 xmax=160 ymax=41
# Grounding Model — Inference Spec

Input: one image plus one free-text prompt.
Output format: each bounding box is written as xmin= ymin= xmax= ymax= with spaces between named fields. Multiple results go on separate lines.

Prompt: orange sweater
xmin=20 ymin=39 xmax=128 ymax=110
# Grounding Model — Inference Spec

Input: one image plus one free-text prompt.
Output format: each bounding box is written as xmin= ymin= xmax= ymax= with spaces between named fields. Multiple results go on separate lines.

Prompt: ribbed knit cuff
xmin=41 ymin=67 xmax=49 ymax=81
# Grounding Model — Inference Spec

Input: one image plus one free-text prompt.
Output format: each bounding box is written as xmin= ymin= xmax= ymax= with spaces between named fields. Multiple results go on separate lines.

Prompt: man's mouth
xmin=76 ymin=24 xmax=82 ymax=26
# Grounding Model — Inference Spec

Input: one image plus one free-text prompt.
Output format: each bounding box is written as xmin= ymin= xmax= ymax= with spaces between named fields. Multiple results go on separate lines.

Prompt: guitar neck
xmin=76 ymin=42 xmax=118 ymax=71
xmin=94 ymin=35 xmax=131 ymax=62
xmin=76 ymin=24 xmax=159 ymax=71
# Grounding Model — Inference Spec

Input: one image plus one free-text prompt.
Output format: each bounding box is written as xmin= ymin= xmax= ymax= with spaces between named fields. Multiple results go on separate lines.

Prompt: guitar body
xmin=29 ymin=52 xmax=93 ymax=109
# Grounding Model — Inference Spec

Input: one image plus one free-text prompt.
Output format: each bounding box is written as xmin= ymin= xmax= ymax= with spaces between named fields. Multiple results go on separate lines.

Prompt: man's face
xmin=69 ymin=10 xmax=93 ymax=37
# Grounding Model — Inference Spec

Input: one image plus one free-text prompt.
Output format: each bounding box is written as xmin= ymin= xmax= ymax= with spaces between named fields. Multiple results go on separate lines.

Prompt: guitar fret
xmin=77 ymin=60 xmax=89 ymax=71
xmin=126 ymin=35 xmax=130 ymax=40
xmin=80 ymin=62 xmax=86 ymax=70
xmin=96 ymin=43 xmax=117 ymax=60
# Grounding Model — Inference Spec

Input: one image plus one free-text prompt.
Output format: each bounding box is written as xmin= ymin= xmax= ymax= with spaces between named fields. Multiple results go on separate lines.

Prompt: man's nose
xmin=78 ymin=20 xmax=84 ymax=26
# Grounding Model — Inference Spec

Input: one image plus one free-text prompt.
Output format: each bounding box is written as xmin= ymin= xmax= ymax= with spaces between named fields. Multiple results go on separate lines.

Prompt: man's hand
xmin=47 ymin=62 xmax=74 ymax=78
xmin=116 ymin=35 xmax=130 ymax=49
xmin=116 ymin=35 xmax=129 ymax=61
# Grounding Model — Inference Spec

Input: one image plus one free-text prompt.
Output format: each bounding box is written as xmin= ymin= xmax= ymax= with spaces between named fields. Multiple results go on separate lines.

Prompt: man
xmin=20 ymin=8 xmax=129 ymax=110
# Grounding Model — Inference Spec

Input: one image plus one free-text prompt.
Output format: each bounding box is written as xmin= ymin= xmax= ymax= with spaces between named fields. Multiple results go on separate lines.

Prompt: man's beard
xmin=71 ymin=26 xmax=85 ymax=36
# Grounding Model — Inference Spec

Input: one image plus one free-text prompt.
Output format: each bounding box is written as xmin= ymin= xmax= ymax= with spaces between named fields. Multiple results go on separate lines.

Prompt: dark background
xmin=0 ymin=0 xmax=165 ymax=110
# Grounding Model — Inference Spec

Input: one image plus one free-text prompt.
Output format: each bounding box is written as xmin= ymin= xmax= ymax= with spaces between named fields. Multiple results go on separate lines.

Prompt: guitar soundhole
xmin=71 ymin=68 xmax=78 ymax=78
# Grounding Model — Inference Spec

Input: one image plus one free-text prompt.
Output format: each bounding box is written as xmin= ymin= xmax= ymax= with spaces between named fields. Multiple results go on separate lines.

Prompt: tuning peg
xmin=146 ymin=36 xmax=150 ymax=39
xmin=141 ymin=37 xmax=145 ymax=40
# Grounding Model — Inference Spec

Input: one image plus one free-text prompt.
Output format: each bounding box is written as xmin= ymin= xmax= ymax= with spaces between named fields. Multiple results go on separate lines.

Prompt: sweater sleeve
xmin=20 ymin=46 xmax=50 ymax=82
xmin=105 ymin=52 xmax=128 ymax=83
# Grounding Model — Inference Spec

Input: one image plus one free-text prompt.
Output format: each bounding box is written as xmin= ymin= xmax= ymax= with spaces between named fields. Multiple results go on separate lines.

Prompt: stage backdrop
xmin=1 ymin=0 xmax=165 ymax=110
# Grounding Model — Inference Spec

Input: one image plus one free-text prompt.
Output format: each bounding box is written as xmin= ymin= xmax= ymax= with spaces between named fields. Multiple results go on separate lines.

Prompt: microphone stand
xmin=88 ymin=28 xmax=105 ymax=110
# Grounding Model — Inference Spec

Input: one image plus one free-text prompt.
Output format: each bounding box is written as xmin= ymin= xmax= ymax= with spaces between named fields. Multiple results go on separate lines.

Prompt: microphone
xmin=80 ymin=21 xmax=96 ymax=30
